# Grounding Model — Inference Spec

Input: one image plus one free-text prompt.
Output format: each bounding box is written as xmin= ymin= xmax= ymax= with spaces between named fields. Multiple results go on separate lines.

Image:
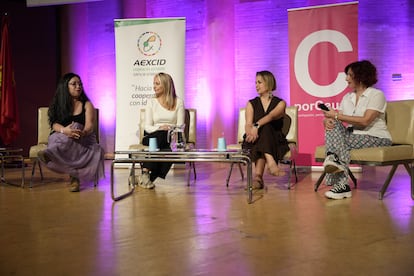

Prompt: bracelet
xmin=60 ymin=128 xmax=64 ymax=134
xmin=334 ymin=113 xmax=338 ymax=120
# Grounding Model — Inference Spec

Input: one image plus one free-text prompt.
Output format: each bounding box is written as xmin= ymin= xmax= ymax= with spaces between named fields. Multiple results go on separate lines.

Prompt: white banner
xmin=114 ymin=18 xmax=186 ymax=151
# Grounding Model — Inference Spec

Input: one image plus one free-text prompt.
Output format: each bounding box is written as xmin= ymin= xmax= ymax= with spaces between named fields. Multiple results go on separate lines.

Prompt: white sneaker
xmin=323 ymin=153 xmax=345 ymax=174
xmin=325 ymin=182 xmax=352 ymax=199
xmin=128 ymin=175 xmax=139 ymax=186
xmin=139 ymin=172 xmax=154 ymax=189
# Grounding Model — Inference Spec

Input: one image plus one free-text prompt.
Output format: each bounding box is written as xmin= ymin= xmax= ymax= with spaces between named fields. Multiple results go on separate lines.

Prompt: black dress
xmin=242 ymin=96 xmax=289 ymax=163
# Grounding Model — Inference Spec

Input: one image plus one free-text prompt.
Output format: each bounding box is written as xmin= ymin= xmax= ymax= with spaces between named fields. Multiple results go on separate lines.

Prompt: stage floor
xmin=0 ymin=160 xmax=413 ymax=275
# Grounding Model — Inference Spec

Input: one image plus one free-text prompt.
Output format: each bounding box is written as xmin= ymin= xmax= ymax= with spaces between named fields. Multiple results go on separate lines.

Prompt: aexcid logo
xmin=137 ymin=32 xmax=162 ymax=56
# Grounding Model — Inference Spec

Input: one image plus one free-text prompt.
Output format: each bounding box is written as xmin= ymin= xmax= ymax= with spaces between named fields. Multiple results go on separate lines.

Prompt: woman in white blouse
xmin=139 ymin=72 xmax=185 ymax=189
xmin=321 ymin=60 xmax=392 ymax=200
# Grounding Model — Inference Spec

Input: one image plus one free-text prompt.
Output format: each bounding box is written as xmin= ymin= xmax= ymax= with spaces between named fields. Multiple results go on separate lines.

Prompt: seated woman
xmin=242 ymin=70 xmax=289 ymax=190
xmin=321 ymin=60 xmax=392 ymax=200
xmin=139 ymin=72 xmax=185 ymax=189
xmin=38 ymin=73 xmax=104 ymax=192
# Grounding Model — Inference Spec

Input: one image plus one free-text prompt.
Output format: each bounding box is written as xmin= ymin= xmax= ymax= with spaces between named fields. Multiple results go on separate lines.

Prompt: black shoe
xmin=324 ymin=182 xmax=352 ymax=199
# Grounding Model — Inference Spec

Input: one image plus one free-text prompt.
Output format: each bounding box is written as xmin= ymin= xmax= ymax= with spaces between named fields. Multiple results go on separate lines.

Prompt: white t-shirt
xmin=144 ymin=97 xmax=185 ymax=133
xmin=339 ymin=87 xmax=392 ymax=140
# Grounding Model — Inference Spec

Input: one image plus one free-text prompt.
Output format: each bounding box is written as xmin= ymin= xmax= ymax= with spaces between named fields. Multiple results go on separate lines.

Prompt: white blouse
xmin=144 ymin=97 xmax=185 ymax=133
xmin=339 ymin=87 xmax=391 ymax=140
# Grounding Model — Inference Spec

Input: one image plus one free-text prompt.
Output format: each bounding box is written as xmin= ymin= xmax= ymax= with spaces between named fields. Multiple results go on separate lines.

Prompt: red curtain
xmin=0 ymin=15 xmax=20 ymax=146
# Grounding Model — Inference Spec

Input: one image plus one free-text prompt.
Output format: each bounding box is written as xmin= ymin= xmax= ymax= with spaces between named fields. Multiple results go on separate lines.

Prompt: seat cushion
xmin=315 ymin=145 xmax=413 ymax=163
xmin=29 ymin=144 xmax=47 ymax=159
xmin=350 ymin=145 xmax=413 ymax=162
xmin=315 ymin=145 xmax=326 ymax=160
xmin=226 ymin=143 xmax=242 ymax=150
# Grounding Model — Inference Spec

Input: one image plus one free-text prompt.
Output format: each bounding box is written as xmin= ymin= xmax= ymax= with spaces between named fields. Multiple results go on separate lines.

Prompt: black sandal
xmin=252 ymin=176 xmax=264 ymax=190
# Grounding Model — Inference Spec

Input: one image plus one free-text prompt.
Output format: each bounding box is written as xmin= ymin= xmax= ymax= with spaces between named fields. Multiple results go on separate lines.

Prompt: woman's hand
xmin=62 ymin=122 xmax=82 ymax=139
xmin=323 ymin=109 xmax=336 ymax=119
xmin=245 ymin=126 xmax=259 ymax=143
xmin=158 ymin=125 xmax=171 ymax=131
xmin=324 ymin=118 xmax=335 ymax=131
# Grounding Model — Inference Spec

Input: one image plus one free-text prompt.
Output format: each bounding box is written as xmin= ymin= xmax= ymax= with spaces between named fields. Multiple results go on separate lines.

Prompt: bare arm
xmin=175 ymin=98 xmax=185 ymax=127
xmin=257 ymin=100 xmax=286 ymax=126
xmin=82 ymin=101 xmax=95 ymax=135
xmin=244 ymin=100 xmax=286 ymax=143
xmin=323 ymin=108 xmax=380 ymax=128
xmin=52 ymin=101 xmax=94 ymax=139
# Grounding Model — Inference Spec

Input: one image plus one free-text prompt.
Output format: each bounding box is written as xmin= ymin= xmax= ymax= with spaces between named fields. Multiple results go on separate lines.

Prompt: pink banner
xmin=288 ymin=2 xmax=358 ymax=166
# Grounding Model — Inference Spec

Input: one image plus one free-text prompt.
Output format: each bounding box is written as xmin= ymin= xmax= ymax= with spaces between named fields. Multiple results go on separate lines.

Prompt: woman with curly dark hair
xmin=320 ymin=60 xmax=392 ymax=200
xmin=38 ymin=73 xmax=104 ymax=192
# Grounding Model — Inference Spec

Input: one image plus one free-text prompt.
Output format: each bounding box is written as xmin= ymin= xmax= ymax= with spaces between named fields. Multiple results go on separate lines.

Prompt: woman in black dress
xmin=243 ymin=71 xmax=289 ymax=189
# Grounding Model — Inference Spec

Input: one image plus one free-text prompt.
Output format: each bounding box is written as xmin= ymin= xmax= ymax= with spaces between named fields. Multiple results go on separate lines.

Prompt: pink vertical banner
xmin=288 ymin=2 xmax=358 ymax=166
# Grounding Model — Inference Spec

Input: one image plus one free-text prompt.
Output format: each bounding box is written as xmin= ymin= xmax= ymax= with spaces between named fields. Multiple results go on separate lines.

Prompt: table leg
xmin=111 ymin=161 xmax=136 ymax=201
xmin=0 ymin=153 xmax=25 ymax=188
xmin=246 ymin=159 xmax=253 ymax=204
xmin=20 ymin=156 xmax=25 ymax=188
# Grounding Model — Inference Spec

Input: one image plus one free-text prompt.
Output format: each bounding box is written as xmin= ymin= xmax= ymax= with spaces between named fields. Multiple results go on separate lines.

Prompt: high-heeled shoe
xmin=70 ymin=176 xmax=80 ymax=192
xmin=252 ymin=176 xmax=264 ymax=190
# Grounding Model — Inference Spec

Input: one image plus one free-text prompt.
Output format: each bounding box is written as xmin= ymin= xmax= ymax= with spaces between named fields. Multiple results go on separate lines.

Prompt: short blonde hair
xmin=256 ymin=70 xmax=277 ymax=91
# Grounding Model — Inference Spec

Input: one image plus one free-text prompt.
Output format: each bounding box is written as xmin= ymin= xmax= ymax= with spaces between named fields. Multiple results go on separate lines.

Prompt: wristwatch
xmin=253 ymin=122 xmax=260 ymax=129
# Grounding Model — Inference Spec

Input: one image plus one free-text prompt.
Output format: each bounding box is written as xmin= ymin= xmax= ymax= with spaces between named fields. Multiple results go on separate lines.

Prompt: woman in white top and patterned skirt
xmin=321 ymin=60 xmax=392 ymax=200
xmin=139 ymin=72 xmax=185 ymax=189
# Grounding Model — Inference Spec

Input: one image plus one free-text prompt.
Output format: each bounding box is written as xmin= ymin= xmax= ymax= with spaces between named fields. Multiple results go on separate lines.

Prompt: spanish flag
xmin=0 ymin=15 xmax=20 ymax=146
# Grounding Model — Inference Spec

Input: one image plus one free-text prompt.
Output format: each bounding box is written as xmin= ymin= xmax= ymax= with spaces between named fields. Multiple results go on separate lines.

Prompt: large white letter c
xmin=294 ymin=30 xmax=353 ymax=98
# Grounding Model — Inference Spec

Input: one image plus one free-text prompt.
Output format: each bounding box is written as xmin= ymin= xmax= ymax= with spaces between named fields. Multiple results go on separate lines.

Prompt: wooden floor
xmin=0 ymin=160 xmax=413 ymax=276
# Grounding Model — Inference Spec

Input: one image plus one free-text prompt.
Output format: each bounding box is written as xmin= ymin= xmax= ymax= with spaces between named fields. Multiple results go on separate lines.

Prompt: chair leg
xmin=378 ymin=164 xmax=399 ymax=200
xmin=94 ymin=159 xmax=105 ymax=187
xmin=30 ymin=159 xmax=37 ymax=188
xmin=21 ymin=157 xmax=25 ymax=188
xmin=402 ymin=163 xmax=414 ymax=200
xmin=187 ymin=162 xmax=191 ymax=186
xmin=94 ymin=171 xmax=98 ymax=187
xmin=287 ymin=160 xmax=298 ymax=190
xmin=187 ymin=162 xmax=196 ymax=186
xmin=192 ymin=162 xmax=196 ymax=180
xmin=238 ymin=163 xmax=244 ymax=180
xmin=348 ymin=168 xmax=357 ymax=188
xmin=38 ymin=160 xmax=44 ymax=180
xmin=287 ymin=162 xmax=292 ymax=190
xmin=411 ymin=164 xmax=414 ymax=200
xmin=226 ymin=163 xmax=235 ymax=187
xmin=293 ymin=161 xmax=298 ymax=182
xmin=226 ymin=163 xmax=244 ymax=187
xmin=30 ymin=158 xmax=45 ymax=188
xmin=314 ymin=171 xmax=326 ymax=192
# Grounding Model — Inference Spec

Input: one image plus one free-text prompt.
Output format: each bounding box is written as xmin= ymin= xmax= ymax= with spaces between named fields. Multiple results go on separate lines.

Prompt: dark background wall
xmin=1 ymin=0 xmax=413 ymax=161
xmin=1 ymin=0 xmax=58 ymax=156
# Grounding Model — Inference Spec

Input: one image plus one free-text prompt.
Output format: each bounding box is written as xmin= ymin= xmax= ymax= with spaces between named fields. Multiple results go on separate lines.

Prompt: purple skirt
xmin=44 ymin=122 xmax=104 ymax=182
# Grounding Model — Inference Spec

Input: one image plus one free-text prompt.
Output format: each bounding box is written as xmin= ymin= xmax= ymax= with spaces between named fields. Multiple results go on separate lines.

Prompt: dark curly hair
xmin=48 ymin=73 xmax=90 ymax=127
xmin=344 ymin=60 xmax=378 ymax=87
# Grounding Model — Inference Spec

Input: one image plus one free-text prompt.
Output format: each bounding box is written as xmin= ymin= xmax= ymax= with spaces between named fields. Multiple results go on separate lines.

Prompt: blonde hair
xmin=156 ymin=72 xmax=177 ymax=110
xmin=256 ymin=70 xmax=277 ymax=93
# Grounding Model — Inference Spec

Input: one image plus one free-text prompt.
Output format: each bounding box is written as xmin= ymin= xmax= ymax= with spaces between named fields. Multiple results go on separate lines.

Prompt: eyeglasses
xmin=69 ymin=82 xmax=83 ymax=87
